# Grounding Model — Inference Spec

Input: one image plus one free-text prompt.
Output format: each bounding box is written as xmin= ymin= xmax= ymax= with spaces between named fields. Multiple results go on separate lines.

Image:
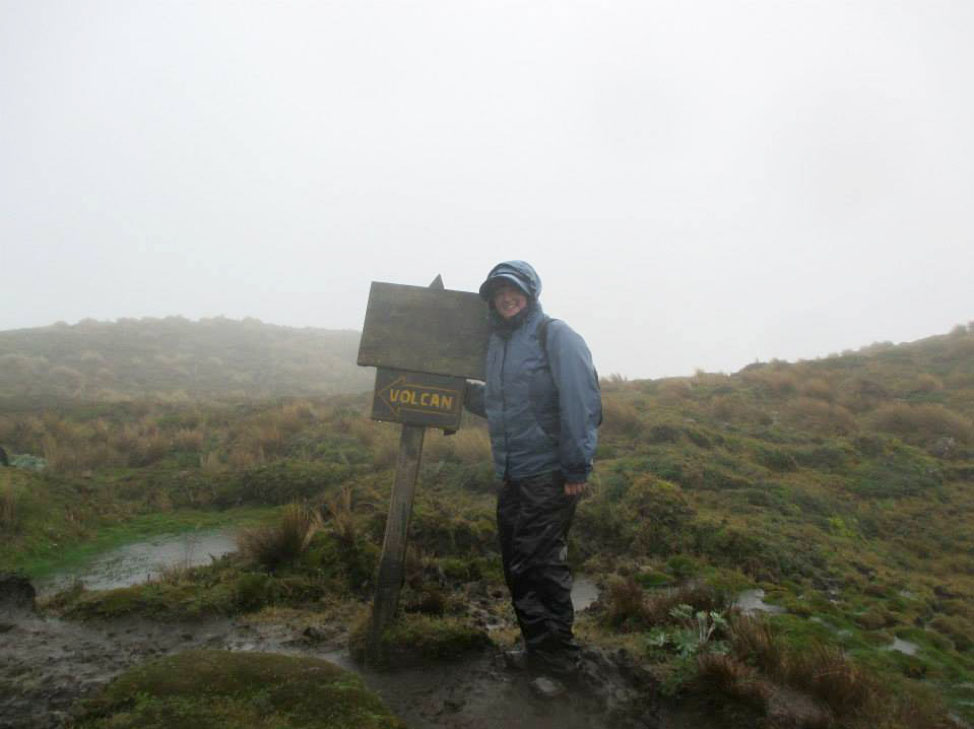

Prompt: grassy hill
xmin=0 ymin=316 xmax=372 ymax=405
xmin=2 ymin=322 xmax=974 ymax=727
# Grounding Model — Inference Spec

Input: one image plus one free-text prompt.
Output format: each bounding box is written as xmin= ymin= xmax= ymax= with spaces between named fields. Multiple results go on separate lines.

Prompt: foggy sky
xmin=2 ymin=1 xmax=972 ymax=379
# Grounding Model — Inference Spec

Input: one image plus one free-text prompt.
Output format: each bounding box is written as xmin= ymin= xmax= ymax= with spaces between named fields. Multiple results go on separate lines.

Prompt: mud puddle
xmin=0 ymin=611 xmax=234 ymax=729
xmin=323 ymin=648 xmax=643 ymax=729
xmin=34 ymin=529 xmax=238 ymax=596
xmin=1 ymin=603 xmax=653 ymax=729
xmin=5 ymin=536 xmax=638 ymax=729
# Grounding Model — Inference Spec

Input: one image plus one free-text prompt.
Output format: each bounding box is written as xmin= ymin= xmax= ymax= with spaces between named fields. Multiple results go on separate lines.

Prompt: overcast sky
xmin=2 ymin=1 xmax=971 ymax=379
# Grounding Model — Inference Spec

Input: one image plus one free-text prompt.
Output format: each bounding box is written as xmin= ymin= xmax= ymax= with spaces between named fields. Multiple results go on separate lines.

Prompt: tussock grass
xmin=0 ymin=470 xmax=18 ymax=530
xmin=238 ymin=503 xmax=322 ymax=571
xmin=694 ymin=653 xmax=771 ymax=711
xmin=872 ymin=402 xmax=973 ymax=446
xmin=423 ymin=427 xmax=492 ymax=465
xmin=601 ymin=578 xmax=728 ymax=632
xmin=600 ymin=398 xmax=643 ymax=436
xmin=719 ymin=615 xmax=952 ymax=729
xmin=326 ymin=485 xmax=358 ymax=546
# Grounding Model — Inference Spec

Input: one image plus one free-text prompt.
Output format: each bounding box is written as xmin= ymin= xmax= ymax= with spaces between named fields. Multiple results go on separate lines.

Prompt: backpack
xmin=537 ymin=316 xmax=603 ymax=427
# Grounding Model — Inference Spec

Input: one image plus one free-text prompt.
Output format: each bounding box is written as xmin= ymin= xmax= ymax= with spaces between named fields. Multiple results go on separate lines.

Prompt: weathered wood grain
xmin=357 ymin=282 xmax=490 ymax=380
xmin=367 ymin=423 xmax=425 ymax=662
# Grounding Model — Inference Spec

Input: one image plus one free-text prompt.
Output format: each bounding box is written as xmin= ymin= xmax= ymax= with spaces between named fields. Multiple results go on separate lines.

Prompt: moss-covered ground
xmin=73 ymin=650 xmax=405 ymax=729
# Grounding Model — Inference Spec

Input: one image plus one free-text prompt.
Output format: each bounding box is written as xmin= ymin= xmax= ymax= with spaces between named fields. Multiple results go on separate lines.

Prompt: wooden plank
xmin=367 ymin=424 xmax=425 ymax=662
xmin=357 ymin=282 xmax=490 ymax=380
xmin=371 ymin=368 xmax=464 ymax=430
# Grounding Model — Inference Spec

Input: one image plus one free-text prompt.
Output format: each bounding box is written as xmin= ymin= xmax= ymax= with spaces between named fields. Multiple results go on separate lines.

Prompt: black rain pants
xmin=497 ymin=471 xmax=580 ymax=674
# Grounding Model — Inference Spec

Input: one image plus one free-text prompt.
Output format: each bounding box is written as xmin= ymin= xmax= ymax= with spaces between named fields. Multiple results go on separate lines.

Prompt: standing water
xmin=35 ymin=529 xmax=238 ymax=596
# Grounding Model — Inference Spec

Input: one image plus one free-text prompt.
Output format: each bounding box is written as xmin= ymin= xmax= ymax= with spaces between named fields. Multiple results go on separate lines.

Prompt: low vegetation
xmin=0 ymin=316 xmax=371 ymax=404
xmin=73 ymin=650 xmax=404 ymax=729
xmin=4 ymin=323 xmax=974 ymax=727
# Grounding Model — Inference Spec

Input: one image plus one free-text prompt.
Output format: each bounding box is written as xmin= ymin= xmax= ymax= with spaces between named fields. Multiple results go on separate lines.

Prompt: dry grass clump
xmin=695 ymin=653 xmax=772 ymax=711
xmin=0 ymin=471 xmax=18 ymax=530
xmin=657 ymin=378 xmax=693 ymax=404
xmin=200 ymin=450 xmax=226 ymax=473
xmin=422 ymin=428 xmax=492 ymax=466
xmin=599 ymin=372 xmax=630 ymax=393
xmin=238 ymin=503 xmax=322 ymax=571
xmin=172 ymin=427 xmax=204 ymax=451
xmin=840 ymin=377 xmax=891 ymax=413
xmin=600 ymin=397 xmax=643 ymax=436
xmin=910 ymin=373 xmax=944 ymax=394
xmin=371 ymin=429 xmax=400 ymax=470
xmin=722 ymin=616 xmax=951 ymax=729
xmin=602 ymin=577 xmax=651 ymax=630
xmin=783 ymin=397 xmax=857 ymax=435
xmin=342 ymin=416 xmax=400 ymax=468
xmin=326 ymin=486 xmax=358 ymax=546
xmin=423 ymin=428 xmax=490 ymax=465
xmin=787 ymin=642 xmax=872 ymax=717
xmin=275 ymin=400 xmax=318 ymax=434
xmin=451 ymin=427 xmax=491 ymax=464
xmin=710 ymin=394 xmax=771 ymax=426
xmin=729 ymin=615 xmax=785 ymax=678
xmin=602 ymin=578 xmax=727 ymax=631
xmin=800 ymin=377 xmax=834 ymax=402
xmin=345 ymin=416 xmax=380 ymax=446
xmin=871 ymin=402 xmax=973 ymax=446
xmin=742 ymin=368 xmax=799 ymax=397
xmin=227 ymin=446 xmax=265 ymax=470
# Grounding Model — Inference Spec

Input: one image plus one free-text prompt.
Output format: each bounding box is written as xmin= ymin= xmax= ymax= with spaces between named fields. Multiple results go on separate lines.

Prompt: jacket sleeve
xmin=546 ymin=321 xmax=601 ymax=482
xmin=464 ymin=381 xmax=486 ymax=418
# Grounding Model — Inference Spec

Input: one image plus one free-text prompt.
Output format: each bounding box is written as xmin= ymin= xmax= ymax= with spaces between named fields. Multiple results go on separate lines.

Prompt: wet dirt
xmin=0 ymin=610 xmax=232 ymax=728
xmin=1 ymin=577 xmax=663 ymax=729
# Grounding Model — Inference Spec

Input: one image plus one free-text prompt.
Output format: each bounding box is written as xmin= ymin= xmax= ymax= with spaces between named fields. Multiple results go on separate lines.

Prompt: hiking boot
xmin=502 ymin=650 xmax=532 ymax=671
xmin=529 ymin=675 xmax=567 ymax=699
xmin=532 ymin=649 xmax=581 ymax=678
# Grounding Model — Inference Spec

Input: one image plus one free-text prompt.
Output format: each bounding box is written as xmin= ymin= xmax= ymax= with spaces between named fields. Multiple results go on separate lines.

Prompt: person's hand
xmin=564 ymin=481 xmax=587 ymax=496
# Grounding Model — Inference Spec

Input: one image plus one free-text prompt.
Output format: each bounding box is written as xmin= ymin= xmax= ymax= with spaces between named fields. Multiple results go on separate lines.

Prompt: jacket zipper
xmin=500 ymin=337 xmax=510 ymax=479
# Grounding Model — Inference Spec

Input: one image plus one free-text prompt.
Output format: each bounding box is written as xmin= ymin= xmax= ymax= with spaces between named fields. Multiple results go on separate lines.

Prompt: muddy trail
xmin=1 ymin=575 xmax=666 ymax=729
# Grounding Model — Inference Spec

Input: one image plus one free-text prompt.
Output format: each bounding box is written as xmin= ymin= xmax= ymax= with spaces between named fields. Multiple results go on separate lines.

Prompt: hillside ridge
xmin=0 ymin=316 xmax=373 ymax=404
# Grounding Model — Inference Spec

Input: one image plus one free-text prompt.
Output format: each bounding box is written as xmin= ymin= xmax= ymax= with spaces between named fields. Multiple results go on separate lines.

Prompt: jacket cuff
xmin=563 ymin=468 xmax=589 ymax=483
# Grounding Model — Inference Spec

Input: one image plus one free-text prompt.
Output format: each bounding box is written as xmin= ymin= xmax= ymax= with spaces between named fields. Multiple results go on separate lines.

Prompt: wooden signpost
xmin=357 ymin=275 xmax=489 ymax=661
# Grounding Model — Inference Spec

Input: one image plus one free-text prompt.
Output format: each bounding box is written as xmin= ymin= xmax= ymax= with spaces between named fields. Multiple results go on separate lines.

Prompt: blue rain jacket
xmin=465 ymin=261 xmax=601 ymax=483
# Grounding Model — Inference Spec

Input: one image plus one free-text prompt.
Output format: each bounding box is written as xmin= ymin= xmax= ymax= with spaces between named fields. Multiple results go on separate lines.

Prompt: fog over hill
xmin=2 ymin=316 xmax=972 ymax=412
xmin=0 ymin=317 xmax=372 ymax=404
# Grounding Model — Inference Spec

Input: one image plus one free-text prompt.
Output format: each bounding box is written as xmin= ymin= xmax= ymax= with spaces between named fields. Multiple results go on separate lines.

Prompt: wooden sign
xmin=370 ymin=368 xmax=464 ymax=430
xmin=357 ymin=282 xmax=490 ymax=380
xmin=361 ymin=275 xmax=485 ymax=663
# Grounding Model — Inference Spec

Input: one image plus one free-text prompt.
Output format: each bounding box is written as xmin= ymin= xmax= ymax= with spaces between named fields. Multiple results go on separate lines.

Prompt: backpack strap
xmin=537 ymin=316 xmax=603 ymax=426
xmin=537 ymin=316 xmax=556 ymax=354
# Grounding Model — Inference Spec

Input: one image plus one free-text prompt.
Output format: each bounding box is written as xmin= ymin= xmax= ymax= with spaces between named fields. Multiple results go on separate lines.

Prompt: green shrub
xmin=793 ymin=442 xmax=854 ymax=471
xmin=233 ymin=572 xmax=275 ymax=611
xmin=849 ymin=447 xmax=943 ymax=498
xmin=753 ymin=445 xmax=798 ymax=472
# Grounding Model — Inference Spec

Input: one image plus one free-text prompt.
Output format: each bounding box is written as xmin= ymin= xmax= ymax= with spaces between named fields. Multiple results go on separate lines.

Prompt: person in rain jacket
xmin=465 ymin=260 xmax=602 ymax=678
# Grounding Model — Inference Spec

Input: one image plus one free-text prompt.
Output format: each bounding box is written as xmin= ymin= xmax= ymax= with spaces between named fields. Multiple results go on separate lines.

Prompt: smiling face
xmin=492 ymin=283 xmax=528 ymax=320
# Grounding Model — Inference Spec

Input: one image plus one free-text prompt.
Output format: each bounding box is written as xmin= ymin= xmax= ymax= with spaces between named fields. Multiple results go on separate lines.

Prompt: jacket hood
xmin=478 ymin=260 xmax=542 ymax=301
